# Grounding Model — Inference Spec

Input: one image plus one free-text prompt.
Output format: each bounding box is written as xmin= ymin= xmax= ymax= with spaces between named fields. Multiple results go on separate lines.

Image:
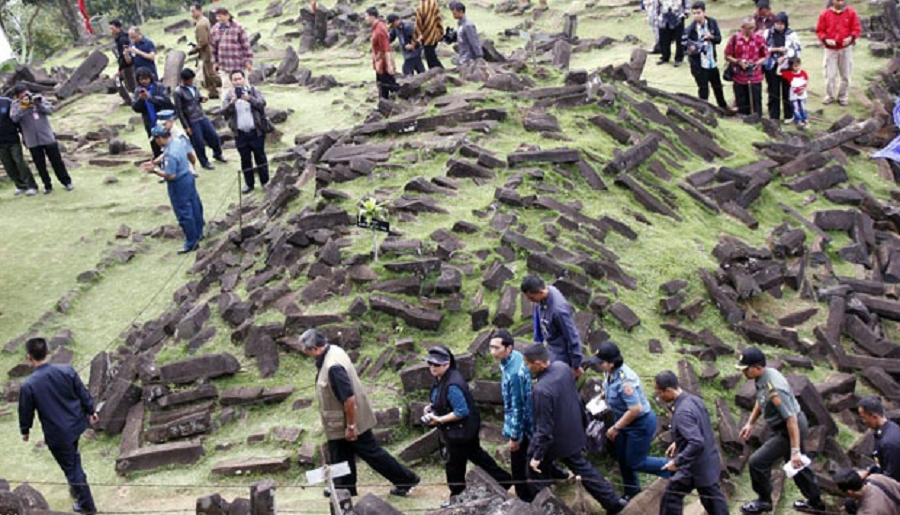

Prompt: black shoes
xmin=177 ymin=244 xmax=199 ymax=255
xmin=241 ymin=186 xmax=254 ymax=194
xmin=794 ymin=499 xmax=826 ymax=513
xmin=673 ymin=61 xmax=682 ymax=68
xmin=213 ymin=154 xmax=228 ymax=163
xmin=741 ymin=499 xmax=773 ymax=514
xmin=390 ymin=475 xmax=420 ymax=497
xmin=656 ymin=59 xmax=668 ymax=65
xmin=202 ymin=163 xmax=215 ymax=170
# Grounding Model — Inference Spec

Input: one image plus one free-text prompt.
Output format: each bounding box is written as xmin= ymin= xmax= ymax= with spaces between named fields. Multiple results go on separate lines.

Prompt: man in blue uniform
xmin=18 ymin=337 xmax=98 ymax=514
xmin=521 ymin=275 xmax=584 ymax=378
xmin=737 ymin=347 xmax=824 ymax=514
xmin=142 ymin=126 xmax=204 ymax=253
xmin=859 ymin=396 xmax=900 ymax=482
xmin=489 ymin=329 xmax=534 ymax=501
xmin=523 ymin=344 xmax=628 ymax=514
xmin=655 ymin=370 xmax=728 ymax=515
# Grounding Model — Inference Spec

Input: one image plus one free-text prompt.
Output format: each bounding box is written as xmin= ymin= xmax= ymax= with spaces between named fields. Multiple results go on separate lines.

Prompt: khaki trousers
xmin=823 ymin=46 xmax=852 ymax=102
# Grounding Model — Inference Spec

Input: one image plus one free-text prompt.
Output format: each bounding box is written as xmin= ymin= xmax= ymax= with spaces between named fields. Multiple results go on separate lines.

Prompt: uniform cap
xmin=156 ymin=109 xmax=176 ymax=121
xmin=583 ymin=341 xmax=622 ymax=367
xmin=736 ymin=347 xmax=766 ymax=370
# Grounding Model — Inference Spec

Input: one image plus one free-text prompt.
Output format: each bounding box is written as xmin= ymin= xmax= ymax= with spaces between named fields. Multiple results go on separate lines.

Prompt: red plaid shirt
xmin=724 ymin=33 xmax=768 ymax=85
xmin=211 ymin=21 xmax=253 ymax=72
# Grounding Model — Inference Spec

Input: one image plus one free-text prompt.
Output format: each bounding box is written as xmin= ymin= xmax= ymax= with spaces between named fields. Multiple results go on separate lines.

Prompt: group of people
xmin=647 ymin=0 xmax=860 ymax=129
xmin=365 ymin=1 xmax=483 ymax=98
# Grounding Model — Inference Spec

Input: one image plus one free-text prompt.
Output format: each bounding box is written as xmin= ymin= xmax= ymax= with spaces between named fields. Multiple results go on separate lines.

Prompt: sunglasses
xmin=427 ymin=361 xmax=446 ymax=367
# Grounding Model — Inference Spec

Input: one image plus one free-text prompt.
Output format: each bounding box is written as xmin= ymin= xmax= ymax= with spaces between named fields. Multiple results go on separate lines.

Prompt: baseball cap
xmin=583 ymin=341 xmax=622 ymax=368
xmin=736 ymin=347 xmax=766 ymax=370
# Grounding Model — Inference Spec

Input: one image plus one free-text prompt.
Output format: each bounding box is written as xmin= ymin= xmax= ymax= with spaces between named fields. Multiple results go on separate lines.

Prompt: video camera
xmin=442 ymin=27 xmax=457 ymax=45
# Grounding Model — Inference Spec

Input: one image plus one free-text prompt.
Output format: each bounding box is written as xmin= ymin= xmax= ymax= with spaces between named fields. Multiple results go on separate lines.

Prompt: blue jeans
xmin=615 ymin=410 xmax=671 ymax=497
xmin=793 ymin=99 xmax=809 ymax=124
xmin=189 ymin=118 xmax=223 ymax=166
xmin=167 ymin=173 xmax=204 ymax=249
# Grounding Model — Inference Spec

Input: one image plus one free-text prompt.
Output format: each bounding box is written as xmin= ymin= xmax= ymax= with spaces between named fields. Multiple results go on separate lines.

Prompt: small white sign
xmin=306 ymin=462 xmax=352 ymax=485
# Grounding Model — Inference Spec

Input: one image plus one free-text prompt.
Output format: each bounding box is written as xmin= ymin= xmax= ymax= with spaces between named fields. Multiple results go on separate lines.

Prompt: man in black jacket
xmin=110 ymin=19 xmax=136 ymax=104
xmin=132 ymin=67 xmax=174 ymax=158
xmin=174 ymin=68 xmax=225 ymax=170
xmin=858 ymin=396 xmax=900 ymax=482
xmin=19 ymin=337 xmax=98 ymax=514
xmin=655 ymin=371 xmax=728 ymax=515
xmin=524 ymin=344 xmax=627 ymax=514
xmin=387 ymin=14 xmax=425 ymax=75
xmin=0 ymin=96 xmax=38 ymax=196
xmin=683 ymin=1 xmax=728 ymax=109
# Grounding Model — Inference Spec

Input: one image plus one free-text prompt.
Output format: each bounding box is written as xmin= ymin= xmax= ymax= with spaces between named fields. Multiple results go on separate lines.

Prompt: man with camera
xmin=0 ymin=93 xmax=38 ymax=196
xmin=188 ymin=2 xmax=220 ymax=99
xmin=132 ymin=67 xmax=175 ymax=158
xmin=449 ymin=2 xmax=482 ymax=65
xmin=10 ymin=85 xmax=74 ymax=194
xmin=125 ymin=27 xmax=158 ymax=79
xmin=682 ymin=1 xmax=727 ymax=109
xmin=724 ymin=17 xmax=768 ymax=117
xmin=222 ymin=70 xmax=269 ymax=193
xmin=298 ymin=329 xmax=420 ymax=499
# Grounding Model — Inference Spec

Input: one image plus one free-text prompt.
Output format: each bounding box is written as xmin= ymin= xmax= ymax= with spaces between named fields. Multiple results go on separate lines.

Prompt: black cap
xmin=583 ymin=341 xmax=622 ymax=368
xmin=386 ymin=13 xmax=399 ymax=23
xmin=426 ymin=346 xmax=452 ymax=365
xmin=736 ymin=347 xmax=766 ymax=370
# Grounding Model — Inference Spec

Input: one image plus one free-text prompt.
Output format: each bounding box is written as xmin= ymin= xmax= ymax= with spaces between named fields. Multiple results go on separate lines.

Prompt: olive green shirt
xmin=755 ymin=368 xmax=800 ymax=428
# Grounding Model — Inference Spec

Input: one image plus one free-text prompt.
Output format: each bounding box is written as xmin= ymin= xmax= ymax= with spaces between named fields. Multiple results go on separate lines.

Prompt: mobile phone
xmin=234 ymin=87 xmax=244 ymax=99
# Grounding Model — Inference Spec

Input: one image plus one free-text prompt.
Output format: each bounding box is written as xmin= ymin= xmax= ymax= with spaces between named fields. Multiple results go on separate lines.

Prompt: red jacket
xmin=816 ymin=7 xmax=861 ymax=50
xmin=371 ymin=20 xmax=396 ymax=75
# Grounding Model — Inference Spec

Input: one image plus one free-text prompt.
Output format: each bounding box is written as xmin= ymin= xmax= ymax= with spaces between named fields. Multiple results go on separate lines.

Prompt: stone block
xmin=211 ymin=457 xmax=291 ymax=476
xmin=116 ymin=440 xmax=204 ymax=475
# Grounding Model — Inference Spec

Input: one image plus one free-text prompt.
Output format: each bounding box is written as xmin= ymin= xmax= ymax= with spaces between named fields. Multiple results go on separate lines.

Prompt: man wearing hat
xmin=142 ymin=126 xmax=204 ymax=254
xmin=211 ymin=6 xmax=253 ymax=91
xmin=298 ymin=329 xmax=420 ymax=498
xmin=523 ymin=343 xmax=628 ymax=514
xmin=155 ymin=109 xmax=198 ymax=177
xmin=387 ymin=14 xmax=424 ymax=76
xmin=521 ymin=275 xmax=584 ymax=379
xmin=132 ymin=67 xmax=174 ymax=158
xmin=736 ymin=347 xmax=825 ymax=514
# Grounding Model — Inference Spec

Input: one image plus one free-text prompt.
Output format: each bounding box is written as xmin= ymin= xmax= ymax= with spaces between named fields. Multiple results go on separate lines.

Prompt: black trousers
xmin=445 ymin=437 xmax=512 ymax=496
xmin=29 ymin=143 xmax=71 ymax=189
xmin=765 ymin=67 xmax=793 ymax=120
xmin=510 ymin=435 xmax=532 ymax=501
xmin=376 ymin=73 xmax=400 ymax=99
xmin=659 ymin=476 xmax=729 ymax=515
xmin=529 ymin=452 xmax=621 ymax=511
xmin=690 ymin=64 xmax=728 ymax=109
xmin=403 ymin=56 xmax=426 ymax=76
xmin=328 ymin=430 xmax=418 ymax=496
xmin=48 ymin=437 xmax=96 ymax=513
xmin=235 ymin=130 xmax=269 ymax=188
xmin=733 ymin=81 xmax=763 ymax=116
xmin=423 ymin=45 xmax=443 ymax=69
xmin=189 ymin=118 xmax=223 ymax=166
xmin=659 ymin=22 xmax=684 ymax=63
xmin=748 ymin=412 xmax=821 ymax=504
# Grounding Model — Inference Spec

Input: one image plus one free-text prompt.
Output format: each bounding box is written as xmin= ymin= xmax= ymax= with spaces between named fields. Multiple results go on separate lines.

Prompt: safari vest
xmin=315 ymin=346 xmax=377 ymax=440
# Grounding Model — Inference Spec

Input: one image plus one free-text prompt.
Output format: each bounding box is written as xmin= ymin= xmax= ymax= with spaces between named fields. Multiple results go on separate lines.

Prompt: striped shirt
xmin=414 ymin=0 xmax=444 ymax=46
xmin=211 ymin=20 xmax=253 ymax=73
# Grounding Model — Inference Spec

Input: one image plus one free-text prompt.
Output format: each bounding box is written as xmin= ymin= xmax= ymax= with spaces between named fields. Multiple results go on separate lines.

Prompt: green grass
xmin=0 ymin=0 xmax=893 ymax=512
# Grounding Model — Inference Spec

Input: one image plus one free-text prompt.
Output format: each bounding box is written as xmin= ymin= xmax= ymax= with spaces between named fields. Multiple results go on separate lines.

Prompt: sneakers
xmin=390 ymin=475 xmax=420 ymax=497
xmin=64 ymin=183 xmax=75 ymax=191
xmin=822 ymin=97 xmax=835 ymax=105
xmin=13 ymin=188 xmax=24 ymax=196
xmin=793 ymin=499 xmax=826 ymax=513
xmin=25 ymin=188 xmax=37 ymax=196
xmin=740 ymin=499 xmax=773 ymax=514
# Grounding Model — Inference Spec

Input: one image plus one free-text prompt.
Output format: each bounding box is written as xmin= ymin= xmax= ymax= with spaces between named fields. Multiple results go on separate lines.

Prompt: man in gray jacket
xmin=450 ymin=2 xmax=483 ymax=64
xmin=10 ymin=85 xmax=73 ymax=194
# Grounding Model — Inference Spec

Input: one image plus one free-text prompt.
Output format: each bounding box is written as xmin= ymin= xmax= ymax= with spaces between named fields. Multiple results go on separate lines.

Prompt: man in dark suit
xmin=523 ymin=344 xmax=628 ymax=514
xmin=18 ymin=337 xmax=98 ymax=514
xmin=655 ymin=370 xmax=728 ymax=515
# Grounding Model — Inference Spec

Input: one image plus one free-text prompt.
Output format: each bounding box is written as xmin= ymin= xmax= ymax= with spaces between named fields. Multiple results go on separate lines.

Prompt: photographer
xmin=424 ymin=346 xmax=512 ymax=506
xmin=449 ymin=2 xmax=482 ymax=65
xmin=126 ymin=26 xmax=158 ymax=79
xmin=10 ymin=85 xmax=74 ymax=194
xmin=725 ymin=17 xmax=768 ymax=116
xmin=131 ymin=67 xmax=174 ymax=158
xmin=142 ymin=126 xmax=204 ymax=254
xmin=682 ymin=1 xmax=727 ymax=109
xmin=221 ymin=70 xmax=269 ymax=193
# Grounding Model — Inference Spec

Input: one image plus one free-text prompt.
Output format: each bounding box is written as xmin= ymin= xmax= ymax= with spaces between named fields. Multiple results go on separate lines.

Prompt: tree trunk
xmin=56 ymin=0 xmax=89 ymax=42
xmin=24 ymin=4 xmax=42 ymax=62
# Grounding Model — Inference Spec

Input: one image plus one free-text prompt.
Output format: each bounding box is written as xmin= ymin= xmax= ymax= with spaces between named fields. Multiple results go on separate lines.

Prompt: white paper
xmin=586 ymin=396 xmax=608 ymax=416
xmin=782 ymin=454 xmax=811 ymax=478
xmin=305 ymin=462 xmax=351 ymax=485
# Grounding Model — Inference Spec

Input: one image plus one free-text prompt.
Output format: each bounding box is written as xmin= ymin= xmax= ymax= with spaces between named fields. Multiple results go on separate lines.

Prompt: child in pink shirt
xmin=780 ymin=57 xmax=809 ymax=128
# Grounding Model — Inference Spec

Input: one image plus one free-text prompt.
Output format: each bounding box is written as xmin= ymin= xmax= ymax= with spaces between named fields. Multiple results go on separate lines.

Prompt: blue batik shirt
xmin=500 ymin=350 xmax=533 ymax=442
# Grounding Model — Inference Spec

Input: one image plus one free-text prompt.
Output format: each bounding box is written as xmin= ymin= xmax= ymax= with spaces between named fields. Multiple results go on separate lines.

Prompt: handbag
xmin=722 ymin=35 xmax=736 ymax=82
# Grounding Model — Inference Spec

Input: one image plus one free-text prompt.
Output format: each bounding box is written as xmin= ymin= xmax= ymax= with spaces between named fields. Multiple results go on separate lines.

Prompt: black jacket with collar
xmin=173 ymin=84 xmax=208 ymax=128
xmin=131 ymin=82 xmax=174 ymax=132
xmin=0 ymin=97 xmax=22 ymax=145
xmin=683 ymin=17 xmax=722 ymax=64
xmin=529 ymin=361 xmax=585 ymax=461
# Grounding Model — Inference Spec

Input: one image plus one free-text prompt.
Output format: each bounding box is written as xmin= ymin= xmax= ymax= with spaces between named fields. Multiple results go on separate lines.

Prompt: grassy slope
xmin=0 ymin=0 xmax=892 ymax=512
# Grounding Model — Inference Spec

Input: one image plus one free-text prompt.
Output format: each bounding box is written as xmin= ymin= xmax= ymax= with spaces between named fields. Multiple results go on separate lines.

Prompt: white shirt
xmin=235 ymin=100 xmax=255 ymax=132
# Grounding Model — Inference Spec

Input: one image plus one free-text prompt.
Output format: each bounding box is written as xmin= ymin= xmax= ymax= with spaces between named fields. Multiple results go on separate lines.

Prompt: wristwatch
xmin=348 ymin=424 xmax=357 ymax=430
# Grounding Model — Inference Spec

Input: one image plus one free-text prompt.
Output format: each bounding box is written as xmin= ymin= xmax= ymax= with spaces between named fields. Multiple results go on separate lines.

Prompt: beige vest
xmin=316 ymin=346 xmax=377 ymax=440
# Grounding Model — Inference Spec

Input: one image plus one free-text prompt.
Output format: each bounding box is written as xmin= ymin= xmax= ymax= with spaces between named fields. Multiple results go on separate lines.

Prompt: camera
xmin=746 ymin=61 xmax=757 ymax=71
xmin=33 ymin=95 xmax=43 ymax=103
xmin=420 ymin=413 xmax=435 ymax=425
xmin=442 ymin=27 xmax=457 ymax=45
